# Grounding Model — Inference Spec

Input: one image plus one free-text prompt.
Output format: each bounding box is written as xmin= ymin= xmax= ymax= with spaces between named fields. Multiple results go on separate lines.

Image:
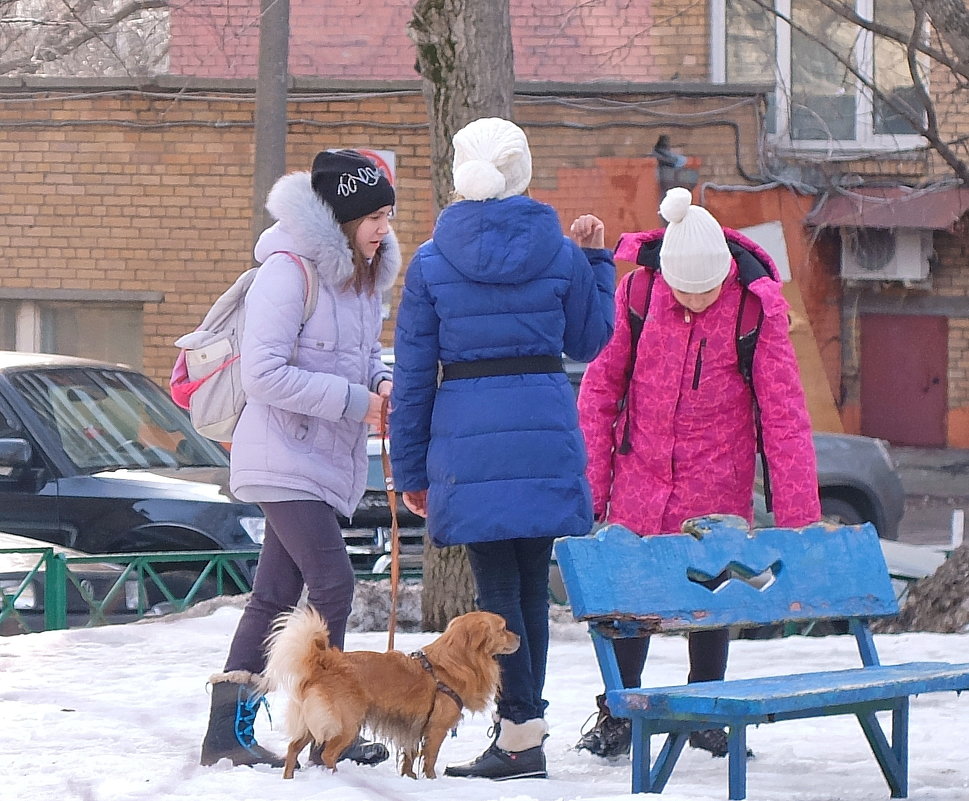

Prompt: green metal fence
xmin=0 ymin=548 xmax=255 ymax=634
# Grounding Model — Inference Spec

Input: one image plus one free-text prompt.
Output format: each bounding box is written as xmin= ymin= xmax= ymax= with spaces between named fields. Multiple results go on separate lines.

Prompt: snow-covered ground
xmin=3 ymin=604 xmax=968 ymax=801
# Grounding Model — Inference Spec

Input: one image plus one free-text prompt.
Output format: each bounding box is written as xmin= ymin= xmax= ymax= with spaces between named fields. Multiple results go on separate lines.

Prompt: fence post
xmin=45 ymin=552 xmax=69 ymax=631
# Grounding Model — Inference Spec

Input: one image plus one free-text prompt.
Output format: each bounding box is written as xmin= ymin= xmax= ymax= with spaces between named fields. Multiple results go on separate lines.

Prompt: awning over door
xmin=806 ymin=185 xmax=969 ymax=230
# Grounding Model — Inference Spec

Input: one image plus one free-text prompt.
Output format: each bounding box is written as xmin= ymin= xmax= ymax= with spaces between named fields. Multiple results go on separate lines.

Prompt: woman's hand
xmin=363 ymin=392 xmax=386 ymax=428
xmin=569 ymin=214 xmax=606 ymax=249
xmin=402 ymin=489 xmax=428 ymax=518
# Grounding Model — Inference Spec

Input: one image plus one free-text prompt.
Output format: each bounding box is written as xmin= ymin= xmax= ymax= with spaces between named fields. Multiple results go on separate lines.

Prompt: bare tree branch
xmin=747 ymin=0 xmax=969 ymax=184
xmin=0 ymin=0 xmax=168 ymax=77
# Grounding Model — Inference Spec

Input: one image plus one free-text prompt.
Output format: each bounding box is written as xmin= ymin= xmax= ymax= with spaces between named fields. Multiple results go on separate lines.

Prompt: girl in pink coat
xmin=575 ymin=187 xmax=821 ymax=759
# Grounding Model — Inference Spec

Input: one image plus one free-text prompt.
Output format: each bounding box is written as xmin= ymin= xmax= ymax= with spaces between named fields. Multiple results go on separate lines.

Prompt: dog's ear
xmin=446 ymin=612 xmax=491 ymax=653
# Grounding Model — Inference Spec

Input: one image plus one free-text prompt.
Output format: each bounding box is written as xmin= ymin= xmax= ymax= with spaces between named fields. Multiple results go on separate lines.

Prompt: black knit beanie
xmin=310 ymin=150 xmax=396 ymax=224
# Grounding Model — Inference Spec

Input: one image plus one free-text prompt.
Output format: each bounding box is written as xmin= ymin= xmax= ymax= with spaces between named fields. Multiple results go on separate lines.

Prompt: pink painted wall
xmin=169 ymin=0 xmax=660 ymax=82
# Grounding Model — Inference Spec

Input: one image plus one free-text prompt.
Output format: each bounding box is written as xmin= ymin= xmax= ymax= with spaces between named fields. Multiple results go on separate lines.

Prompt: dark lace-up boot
xmin=200 ymin=672 xmax=284 ymax=767
xmin=574 ymin=694 xmax=632 ymax=758
xmin=308 ymin=735 xmax=390 ymax=766
xmin=689 ymin=728 xmax=755 ymax=759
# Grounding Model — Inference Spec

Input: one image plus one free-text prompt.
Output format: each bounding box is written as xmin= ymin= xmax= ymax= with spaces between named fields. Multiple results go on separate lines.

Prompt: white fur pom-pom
xmin=659 ymin=186 xmax=693 ymax=224
xmin=453 ymin=160 xmax=507 ymax=201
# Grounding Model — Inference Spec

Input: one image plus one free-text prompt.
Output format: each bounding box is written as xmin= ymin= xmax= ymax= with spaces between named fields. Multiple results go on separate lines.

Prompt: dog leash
xmin=379 ymin=399 xmax=400 ymax=651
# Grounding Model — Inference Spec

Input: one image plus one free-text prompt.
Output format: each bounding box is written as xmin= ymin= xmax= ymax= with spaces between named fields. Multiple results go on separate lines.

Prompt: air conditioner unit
xmin=840 ymin=227 xmax=932 ymax=282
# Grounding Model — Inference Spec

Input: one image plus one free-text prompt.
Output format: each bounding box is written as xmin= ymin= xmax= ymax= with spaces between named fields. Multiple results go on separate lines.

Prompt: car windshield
xmin=9 ymin=367 xmax=228 ymax=473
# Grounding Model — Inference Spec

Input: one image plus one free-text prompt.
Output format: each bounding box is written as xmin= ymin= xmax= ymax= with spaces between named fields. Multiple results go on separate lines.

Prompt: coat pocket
xmin=268 ymin=407 xmax=319 ymax=455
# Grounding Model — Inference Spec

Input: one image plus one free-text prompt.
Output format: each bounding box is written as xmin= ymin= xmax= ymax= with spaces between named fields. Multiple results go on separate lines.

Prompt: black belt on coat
xmin=440 ymin=355 xmax=564 ymax=381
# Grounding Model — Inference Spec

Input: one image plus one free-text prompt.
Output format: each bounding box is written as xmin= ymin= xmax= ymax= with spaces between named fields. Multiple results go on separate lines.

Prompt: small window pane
xmin=39 ymin=303 xmax=143 ymax=369
xmin=873 ymin=0 xmax=922 ymax=135
xmin=790 ymin=1 xmax=858 ymax=141
xmin=726 ymin=0 xmax=777 ymax=134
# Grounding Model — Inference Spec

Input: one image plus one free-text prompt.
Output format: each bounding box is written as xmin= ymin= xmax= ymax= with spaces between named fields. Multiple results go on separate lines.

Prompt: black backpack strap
xmin=729 ymin=238 xmax=774 ymax=512
xmin=617 ymin=267 xmax=656 ymax=455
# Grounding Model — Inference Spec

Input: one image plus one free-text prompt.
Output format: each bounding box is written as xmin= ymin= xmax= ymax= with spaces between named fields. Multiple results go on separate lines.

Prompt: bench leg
xmin=856 ymin=698 xmax=909 ymax=798
xmin=630 ymin=718 xmax=688 ymax=794
xmin=650 ymin=731 xmax=689 ymax=792
xmin=630 ymin=717 xmax=650 ymax=793
xmin=727 ymin=725 xmax=749 ymax=801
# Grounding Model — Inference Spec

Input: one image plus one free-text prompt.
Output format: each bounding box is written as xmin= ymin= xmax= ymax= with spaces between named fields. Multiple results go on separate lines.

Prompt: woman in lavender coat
xmin=199 ymin=150 xmax=398 ymax=768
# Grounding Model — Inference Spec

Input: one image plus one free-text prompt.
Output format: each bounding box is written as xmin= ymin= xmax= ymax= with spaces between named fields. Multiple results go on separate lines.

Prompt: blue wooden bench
xmin=554 ymin=515 xmax=969 ymax=799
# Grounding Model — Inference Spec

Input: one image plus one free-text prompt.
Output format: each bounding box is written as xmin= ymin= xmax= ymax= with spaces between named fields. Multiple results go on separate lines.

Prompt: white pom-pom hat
xmin=452 ymin=117 xmax=532 ymax=201
xmin=658 ymin=187 xmax=732 ymax=294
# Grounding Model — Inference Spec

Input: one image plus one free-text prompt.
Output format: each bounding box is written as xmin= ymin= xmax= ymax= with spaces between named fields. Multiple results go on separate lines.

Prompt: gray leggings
xmin=223 ymin=499 xmax=354 ymax=675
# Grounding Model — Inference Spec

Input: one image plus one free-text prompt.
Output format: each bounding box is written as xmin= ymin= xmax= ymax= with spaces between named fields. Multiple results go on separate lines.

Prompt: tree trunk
xmin=407 ymin=0 xmax=515 ymax=628
xmin=409 ymin=0 xmax=515 ymax=213
xmin=251 ymin=0 xmax=290 ymax=250
xmin=419 ymin=538 xmax=476 ymax=632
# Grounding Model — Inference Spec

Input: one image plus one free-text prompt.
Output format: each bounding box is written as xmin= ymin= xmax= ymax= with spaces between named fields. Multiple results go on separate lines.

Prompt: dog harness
xmin=410 ymin=650 xmax=464 ymax=711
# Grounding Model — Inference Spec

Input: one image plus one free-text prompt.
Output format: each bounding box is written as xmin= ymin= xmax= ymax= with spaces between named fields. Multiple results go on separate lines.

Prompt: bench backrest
xmin=554 ymin=516 xmax=899 ymax=632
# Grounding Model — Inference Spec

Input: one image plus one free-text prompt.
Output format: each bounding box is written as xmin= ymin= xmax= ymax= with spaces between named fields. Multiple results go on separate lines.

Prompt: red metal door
xmin=860 ymin=314 xmax=947 ymax=446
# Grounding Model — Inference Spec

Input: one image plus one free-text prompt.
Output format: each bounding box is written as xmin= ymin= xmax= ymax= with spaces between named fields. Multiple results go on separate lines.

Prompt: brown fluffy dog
xmin=262 ymin=607 xmax=520 ymax=779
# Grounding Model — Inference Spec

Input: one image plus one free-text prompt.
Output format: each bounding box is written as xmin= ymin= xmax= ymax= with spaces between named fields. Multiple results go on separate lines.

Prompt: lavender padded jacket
xmin=229 ymin=171 xmax=401 ymax=516
xmin=578 ymin=228 xmax=821 ymax=536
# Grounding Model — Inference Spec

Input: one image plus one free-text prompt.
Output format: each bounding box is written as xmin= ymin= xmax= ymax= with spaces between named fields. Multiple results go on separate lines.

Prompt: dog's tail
xmin=262 ymin=606 xmax=350 ymax=746
xmin=262 ymin=605 xmax=333 ymax=696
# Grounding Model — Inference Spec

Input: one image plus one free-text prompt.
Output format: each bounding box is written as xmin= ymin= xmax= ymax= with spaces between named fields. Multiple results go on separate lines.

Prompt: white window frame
xmin=711 ymin=0 xmax=926 ymax=154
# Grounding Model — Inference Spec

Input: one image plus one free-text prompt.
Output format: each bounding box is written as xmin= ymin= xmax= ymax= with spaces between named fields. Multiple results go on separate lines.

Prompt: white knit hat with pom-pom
xmin=452 ymin=118 xmax=532 ymax=201
xmin=658 ymin=187 xmax=732 ymax=293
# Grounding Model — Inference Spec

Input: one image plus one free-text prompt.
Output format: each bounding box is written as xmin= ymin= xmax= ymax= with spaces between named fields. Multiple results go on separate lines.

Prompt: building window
xmin=713 ymin=0 xmax=925 ymax=152
xmin=0 ymin=300 xmax=144 ymax=369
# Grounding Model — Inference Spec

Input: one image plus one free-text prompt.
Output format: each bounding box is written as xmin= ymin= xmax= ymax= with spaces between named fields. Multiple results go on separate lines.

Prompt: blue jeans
xmin=465 ymin=537 xmax=555 ymax=724
xmin=224 ymin=500 xmax=355 ymax=675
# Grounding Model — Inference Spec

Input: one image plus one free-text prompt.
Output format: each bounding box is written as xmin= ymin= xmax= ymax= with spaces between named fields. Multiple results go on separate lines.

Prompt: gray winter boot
xmin=199 ymin=671 xmax=284 ymax=768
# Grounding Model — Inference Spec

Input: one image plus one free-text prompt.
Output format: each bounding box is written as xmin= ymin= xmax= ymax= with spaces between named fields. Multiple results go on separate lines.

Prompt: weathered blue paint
xmin=554 ymin=516 xmax=969 ymax=800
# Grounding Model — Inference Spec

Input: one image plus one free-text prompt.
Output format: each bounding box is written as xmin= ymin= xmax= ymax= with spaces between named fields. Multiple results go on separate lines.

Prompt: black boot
xmin=200 ymin=672 xmax=284 ymax=767
xmin=445 ymin=718 xmax=548 ymax=780
xmin=689 ymin=728 xmax=755 ymax=759
xmin=575 ymin=694 xmax=631 ymax=758
xmin=308 ymin=735 xmax=390 ymax=766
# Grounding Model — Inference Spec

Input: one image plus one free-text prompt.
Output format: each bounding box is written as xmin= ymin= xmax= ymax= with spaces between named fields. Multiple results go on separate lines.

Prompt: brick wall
xmin=935 ymin=227 xmax=969 ymax=446
xmin=0 ymin=81 xmax=762 ymax=389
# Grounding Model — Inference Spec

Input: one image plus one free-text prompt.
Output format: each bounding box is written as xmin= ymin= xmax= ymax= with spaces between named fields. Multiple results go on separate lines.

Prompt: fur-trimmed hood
xmin=254 ymin=171 xmax=401 ymax=293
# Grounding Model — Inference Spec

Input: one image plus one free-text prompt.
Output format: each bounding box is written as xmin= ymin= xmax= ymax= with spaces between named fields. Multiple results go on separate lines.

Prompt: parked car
xmin=0 ymin=530 xmax=144 ymax=635
xmin=342 ymin=435 xmax=426 ymax=574
xmin=0 ymin=352 xmax=264 ymax=596
xmin=0 ymin=350 xmax=428 ymax=581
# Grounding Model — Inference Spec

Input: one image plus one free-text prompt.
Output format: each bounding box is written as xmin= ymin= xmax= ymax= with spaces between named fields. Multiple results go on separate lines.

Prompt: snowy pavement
xmin=2 ymin=606 xmax=968 ymax=801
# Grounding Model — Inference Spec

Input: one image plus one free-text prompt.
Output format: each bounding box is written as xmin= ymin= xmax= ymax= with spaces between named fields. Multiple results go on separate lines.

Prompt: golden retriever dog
xmin=262 ymin=608 xmax=520 ymax=779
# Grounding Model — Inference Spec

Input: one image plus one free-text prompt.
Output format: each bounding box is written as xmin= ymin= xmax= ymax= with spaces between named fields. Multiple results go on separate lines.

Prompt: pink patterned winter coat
xmin=578 ymin=228 xmax=821 ymax=536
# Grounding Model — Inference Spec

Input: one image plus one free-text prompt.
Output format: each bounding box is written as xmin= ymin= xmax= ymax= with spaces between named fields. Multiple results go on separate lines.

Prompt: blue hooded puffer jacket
xmin=390 ymin=195 xmax=615 ymax=546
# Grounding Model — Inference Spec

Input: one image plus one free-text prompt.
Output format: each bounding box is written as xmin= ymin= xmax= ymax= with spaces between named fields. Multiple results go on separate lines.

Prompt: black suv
xmin=0 ymin=352 xmax=266 ymax=596
xmin=0 ymin=351 xmax=424 ymax=584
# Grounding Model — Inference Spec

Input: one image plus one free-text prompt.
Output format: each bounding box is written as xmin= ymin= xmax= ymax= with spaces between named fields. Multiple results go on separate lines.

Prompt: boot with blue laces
xmin=200 ymin=671 xmax=284 ymax=767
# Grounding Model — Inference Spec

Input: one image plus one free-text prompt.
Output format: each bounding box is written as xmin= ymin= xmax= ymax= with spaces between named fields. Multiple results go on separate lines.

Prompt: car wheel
xmin=145 ymin=570 xmax=219 ymax=612
xmin=820 ymin=497 xmax=865 ymax=526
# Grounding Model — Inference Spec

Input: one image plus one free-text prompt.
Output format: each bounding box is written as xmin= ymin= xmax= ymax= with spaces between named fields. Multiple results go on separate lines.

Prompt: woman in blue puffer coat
xmin=390 ymin=117 xmax=615 ymax=780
